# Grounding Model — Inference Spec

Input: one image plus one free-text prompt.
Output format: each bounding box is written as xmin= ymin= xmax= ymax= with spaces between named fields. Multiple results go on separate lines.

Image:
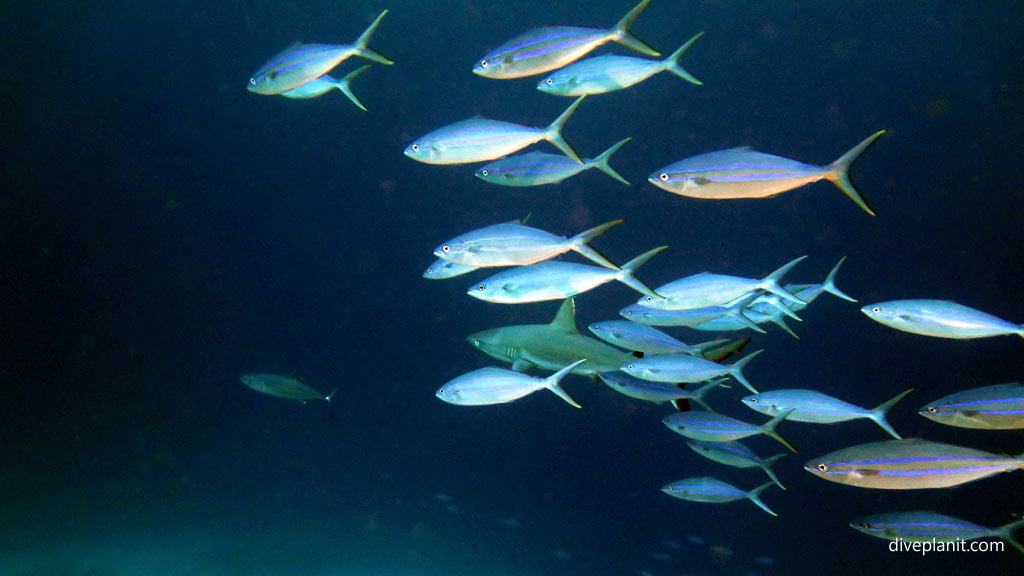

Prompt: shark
xmin=466 ymin=297 xmax=750 ymax=377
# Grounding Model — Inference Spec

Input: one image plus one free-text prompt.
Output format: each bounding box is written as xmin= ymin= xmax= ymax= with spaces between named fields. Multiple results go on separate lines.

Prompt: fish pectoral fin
xmin=501 ymin=282 xmax=517 ymax=291
xmin=691 ymin=177 xmax=712 ymax=186
xmin=503 ymin=54 xmax=515 ymax=65
xmin=467 ymin=245 xmax=482 ymax=253
xmin=852 ymin=469 xmax=880 ymax=479
xmin=672 ymin=399 xmax=692 ymax=412
xmin=268 ymin=70 xmax=279 ymax=79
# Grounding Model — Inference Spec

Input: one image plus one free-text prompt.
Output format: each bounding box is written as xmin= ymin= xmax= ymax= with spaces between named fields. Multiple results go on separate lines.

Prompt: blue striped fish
xmin=588 ymin=320 xmax=728 ymax=356
xmin=280 ymin=65 xmax=371 ymax=110
xmin=473 ymin=0 xmax=659 ymax=79
xmin=686 ymin=440 xmax=786 ymax=490
xmin=435 ymin=219 xmax=621 ymax=269
xmin=423 ymin=258 xmax=479 ymax=280
xmin=597 ymin=374 xmax=723 ymax=411
xmin=662 ymin=477 xmax=777 ymax=516
xmin=405 ymin=97 xmax=585 ymax=164
xmin=805 ymin=438 xmax=1024 ymax=489
xmin=247 ymin=11 xmax=392 ymax=95
xmin=475 ymin=138 xmax=632 ymax=186
xmin=538 ymin=31 xmax=704 ymax=96
xmin=850 ymin=511 xmax=1024 ymax=554
xmin=468 ymin=246 xmax=665 ymax=304
xmin=637 ymin=256 xmax=807 ymax=311
xmin=648 ymin=130 xmax=885 ymax=216
xmin=862 ymin=299 xmax=1024 ymax=340
xmin=919 ymin=383 xmax=1024 ymax=430
xmin=622 ymin=349 xmax=763 ymax=394
xmin=663 ymin=409 xmax=796 ymax=452
xmin=436 ymin=359 xmax=585 ymax=407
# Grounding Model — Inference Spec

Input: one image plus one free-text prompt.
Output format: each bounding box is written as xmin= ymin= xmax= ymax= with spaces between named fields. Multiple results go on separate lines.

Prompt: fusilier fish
xmin=621 ymin=291 xmax=767 ymax=333
xmin=475 ymin=138 xmax=632 ymax=186
xmin=467 ymin=298 xmax=636 ymax=375
xmin=423 ymin=258 xmax=479 ymax=280
xmin=850 ymin=511 xmax=1024 ymax=554
xmin=919 ymin=383 xmax=1024 ymax=429
xmin=622 ymin=349 xmax=763 ymax=394
xmin=280 ymin=65 xmax=371 ymax=110
xmin=468 ymin=246 xmax=665 ymax=304
xmin=436 ymin=359 xmax=586 ymax=407
xmin=686 ymin=440 xmax=787 ymax=490
xmin=538 ymin=31 xmax=704 ymax=96
xmin=239 ymin=374 xmax=338 ymax=406
xmin=742 ymin=388 xmax=913 ymax=439
xmin=405 ymin=97 xmax=586 ymax=165
xmin=597 ymin=374 xmax=724 ymax=411
xmin=805 ymin=438 xmax=1024 ymax=489
xmin=588 ymin=320 xmax=728 ymax=356
xmin=435 ymin=219 xmax=622 ymax=269
xmin=861 ymin=299 xmax=1024 ymax=339
xmin=247 ymin=11 xmax=392 ymax=95
xmin=473 ymin=0 xmax=659 ymax=79
xmin=663 ymin=409 xmax=797 ymax=452
xmin=638 ymin=256 xmax=807 ymax=311
xmin=662 ymin=477 xmax=777 ymax=516
xmin=649 ymin=130 xmax=886 ymax=216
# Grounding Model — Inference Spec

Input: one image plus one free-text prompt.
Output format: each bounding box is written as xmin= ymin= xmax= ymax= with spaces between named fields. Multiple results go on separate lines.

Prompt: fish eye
xmin=659 ymin=173 xmax=669 ymax=182
xmin=645 ymin=296 xmax=652 ymax=302
xmin=871 ymin=307 xmax=880 ymax=313
xmin=749 ymin=398 xmax=758 ymax=403
xmin=437 ymin=389 xmax=446 ymax=396
xmin=480 ymin=60 xmax=488 ymax=68
xmin=626 ymin=364 xmax=634 ymax=370
xmin=480 ymin=170 xmax=488 ymax=176
xmin=623 ymin=310 xmax=632 ymax=315
xmin=442 ymin=245 xmax=451 ymax=253
xmin=411 ymin=144 xmax=420 ymax=152
xmin=476 ymin=284 xmax=486 ymax=291
xmin=927 ymin=406 xmax=937 ymax=413
xmin=248 ymin=78 xmax=257 ymax=85
xmin=545 ymin=78 xmax=553 ymax=85
xmin=817 ymin=463 xmax=828 ymax=472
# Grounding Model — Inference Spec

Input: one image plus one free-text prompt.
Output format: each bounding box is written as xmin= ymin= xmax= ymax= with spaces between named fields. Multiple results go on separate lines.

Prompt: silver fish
xmin=919 ymin=382 xmax=1024 ymax=430
xmin=468 ymin=246 xmax=664 ymax=304
xmin=638 ymin=256 xmax=807 ymax=311
xmin=247 ymin=11 xmax=391 ymax=95
xmin=662 ymin=477 xmax=777 ymax=516
xmin=435 ymin=219 xmax=621 ymax=269
xmin=436 ymin=359 xmax=585 ymax=407
xmin=663 ymin=409 xmax=796 ymax=452
xmin=850 ymin=511 xmax=1024 ymax=554
xmin=473 ymin=0 xmax=659 ymax=79
xmin=475 ymin=138 xmax=632 ymax=186
xmin=588 ymin=320 xmax=729 ymax=356
xmin=423 ymin=258 xmax=479 ymax=280
xmin=862 ymin=299 xmax=1024 ymax=339
xmin=686 ymin=440 xmax=786 ymax=490
xmin=622 ymin=349 xmax=764 ymax=394
xmin=538 ymin=31 xmax=704 ymax=96
xmin=404 ymin=97 xmax=585 ymax=165
xmin=280 ymin=65 xmax=371 ymax=111
xmin=649 ymin=130 xmax=886 ymax=216
xmin=239 ymin=373 xmax=337 ymax=406
xmin=597 ymin=374 xmax=724 ymax=411
xmin=805 ymin=438 xmax=1024 ymax=489
xmin=742 ymin=388 xmax=913 ymax=439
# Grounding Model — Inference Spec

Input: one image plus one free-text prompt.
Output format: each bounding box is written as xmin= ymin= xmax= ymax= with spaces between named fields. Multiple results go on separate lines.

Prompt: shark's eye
xmin=817 ymin=463 xmax=828 ymax=472
xmin=659 ymin=173 xmax=669 ymax=182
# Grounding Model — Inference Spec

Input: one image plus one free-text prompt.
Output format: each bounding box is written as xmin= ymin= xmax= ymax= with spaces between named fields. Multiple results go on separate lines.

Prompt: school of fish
xmin=240 ymin=1 xmax=1024 ymax=558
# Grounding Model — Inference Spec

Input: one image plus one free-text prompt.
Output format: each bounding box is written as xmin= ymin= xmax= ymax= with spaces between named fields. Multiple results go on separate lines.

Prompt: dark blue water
xmin=2 ymin=1 xmax=1022 ymax=574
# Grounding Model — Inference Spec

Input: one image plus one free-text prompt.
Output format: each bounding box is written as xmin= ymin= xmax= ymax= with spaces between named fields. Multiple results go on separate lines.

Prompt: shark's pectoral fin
xmin=512 ymin=359 xmax=535 ymax=373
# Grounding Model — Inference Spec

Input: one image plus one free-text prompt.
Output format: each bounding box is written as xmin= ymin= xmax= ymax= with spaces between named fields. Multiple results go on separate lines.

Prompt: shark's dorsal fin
xmin=550 ymin=298 xmax=579 ymax=334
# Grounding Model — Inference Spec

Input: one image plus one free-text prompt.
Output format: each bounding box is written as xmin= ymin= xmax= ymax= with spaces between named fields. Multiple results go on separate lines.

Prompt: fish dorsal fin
xmin=723 ymin=146 xmax=754 ymax=153
xmin=550 ymin=297 xmax=579 ymax=333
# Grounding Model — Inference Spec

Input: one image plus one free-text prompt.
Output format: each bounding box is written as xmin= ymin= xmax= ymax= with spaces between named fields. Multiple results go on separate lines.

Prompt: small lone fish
xmin=861 ymin=299 xmax=1024 ymax=339
xmin=468 ymin=246 xmax=665 ymax=304
xmin=475 ymin=138 xmax=632 ymax=186
xmin=435 ymin=219 xmax=622 ymax=269
xmin=662 ymin=477 xmax=777 ymax=516
xmin=405 ymin=97 xmax=586 ymax=165
xmin=649 ymin=130 xmax=886 ymax=216
xmin=280 ymin=65 xmax=371 ymax=111
xmin=742 ymin=388 xmax=913 ymax=439
xmin=247 ymin=10 xmax=392 ymax=95
xmin=538 ymin=31 xmax=704 ymax=96
xmin=663 ymin=409 xmax=797 ymax=452
xmin=919 ymin=382 xmax=1024 ymax=430
xmin=806 ymin=438 xmax=1024 ymax=489
xmin=850 ymin=511 xmax=1024 ymax=554
xmin=239 ymin=374 xmax=338 ymax=407
xmin=473 ymin=0 xmax=659 ymax=79
xmin=436 ymin=359 xmax=585 ymax=407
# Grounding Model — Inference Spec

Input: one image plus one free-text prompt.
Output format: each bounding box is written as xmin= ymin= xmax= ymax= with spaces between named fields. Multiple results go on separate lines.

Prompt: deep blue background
xmin=1 ymin=1 xmax=1022 ymax=574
